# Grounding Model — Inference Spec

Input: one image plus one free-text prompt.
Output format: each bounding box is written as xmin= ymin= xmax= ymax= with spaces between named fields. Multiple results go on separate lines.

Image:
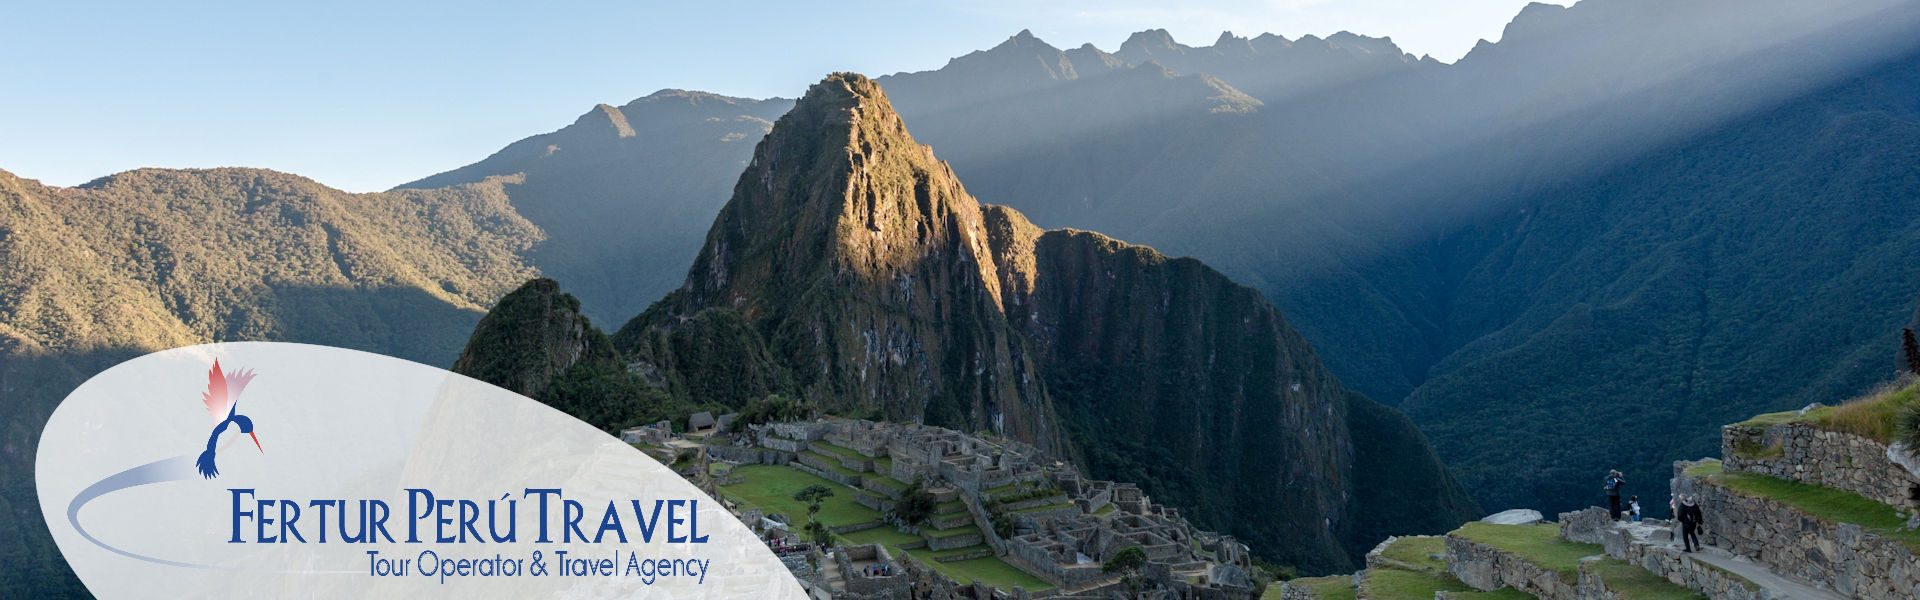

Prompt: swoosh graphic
xmin=67 ymin=455 xmax=230 ymax=570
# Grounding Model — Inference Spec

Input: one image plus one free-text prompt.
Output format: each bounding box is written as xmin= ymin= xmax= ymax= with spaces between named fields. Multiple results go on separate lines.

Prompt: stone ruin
xmin=691 ymin=417 xmax=1257 ymax=600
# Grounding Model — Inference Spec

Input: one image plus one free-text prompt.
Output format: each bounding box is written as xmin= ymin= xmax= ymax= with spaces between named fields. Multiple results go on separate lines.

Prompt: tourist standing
xmin=1678 ymin=495 xmax=1704 ymax=552
xmin=1628 ymin=495 xmax=1642 ymax=522
xmin=1604 ymin=469 xmax=1627 ymax=520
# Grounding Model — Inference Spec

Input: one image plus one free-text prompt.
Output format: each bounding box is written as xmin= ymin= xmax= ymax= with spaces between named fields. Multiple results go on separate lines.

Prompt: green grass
xmin=1012 ymin=502 xmax=1077 ymax=514
xmin=1736 ymin=380 xmax=1917 ymax=444
xmin=1363 ymin=568 xmax=1477 ymax=599
xmin=1448 ymin=589 xmax=1536 ymax=599
xmin=716 ymin=464 xmax=880 ymax=526
xmin=925 ymin=524 xmax=982 ymax=539
xmin=1688 ymin=460 xmax=1920 ymax=551
xmin=840 ymin=525 xmax=923 ymax=548
xmin=1589 ymin=559 xmax=1704 ymax=599
xmin=935 ymin=500 xmax=967 ymax=515
xmin=814 ymin=441 xmax=867 ymax=460
xmin=1095 ymin=503 xmax=1116 ymax=516
xmin=1275 ymin=576 xmax=1355 ymax=600
xmin=722 ymin=464 xmax=1052 ymax=592
xmin=865 ymin=474 xmax=909 ymax=492
xmin=900 ymin=551 xmax=1052 ymax=592
xmin=1451 ymin=523 xmax=1603 ymax=582
xmin=925 ymin=544 xmax=993 ymax=560
xmin=875 ymin=456 xmax=894 ymax=473
xmin=798 ymin=450 xmax=864 ymax=478
xmin=984 ymin=483 xmax=1020 ymax=497
xmin=1377 ymin=536 xmax=1447 ymax=573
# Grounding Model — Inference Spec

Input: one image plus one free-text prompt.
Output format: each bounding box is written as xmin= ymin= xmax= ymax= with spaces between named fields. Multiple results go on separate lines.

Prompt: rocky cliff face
xmin=465 ymin=73 xmax=1477 ymax=571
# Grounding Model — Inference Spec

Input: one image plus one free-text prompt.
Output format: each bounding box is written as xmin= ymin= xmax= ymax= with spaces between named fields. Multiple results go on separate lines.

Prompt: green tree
xmin=805 ymin=520 xmax=834 ymax=547
xmin=888 ymin=478 xmax=938 ymax=528
xmin=1105 ymin=546 xmax=1149 ymax=593
xmin=794 ymin=484 xmax=835 ymax=524
xmin=1904 ymin=329 xmax=1920 ymax=375
xmin=1103 ymin=546 xmax=1147 ymax=574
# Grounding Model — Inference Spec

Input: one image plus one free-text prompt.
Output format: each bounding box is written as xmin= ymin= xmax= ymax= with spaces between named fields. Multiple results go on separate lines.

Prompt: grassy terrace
xmin=814 ymin=441 xmax=868 ymax=460
xmin=840 ymin=525 xmax=922 ymax=548
xmin=1737 ymin=379 xmax=1917 ymax=444
xmin=1686 ymin=461 xmax=1920 ymax=551
xmin=1376 ymin=535 xmax=1446 ymax=573
xmin=1451 ymin=523 xmax=1599 ymax=583
xmin=1365 ymin=569 xmax=1482 ymax=598
xmin=903 ymin=552 xmax=1051 ymax=591
xmin=1451 ymin=523 xmax=1700 ymax=599
xmin=935 ymin=500 xmax=966 ymax=514
xmin=864 ymin=474 xmax=909 ymax=493
xmin=719 ymin=465 xmax=882 ymax=525
xmin=1270 ymin=576 xmax=1356 ymax=600
xmin=1354 ymin=536 xmax=1534 ymax=599
xmin=925 ymin=523 xmax=982 ymax=538
xmin=1587 ymin=561 xmax=1705 ymax=600
xmin=799 ymin=450 xmax=864 ymax=478
xmin=1012 ymin=501 xmax=1077 ymax=514
xmin=718 ymin=463 xmax=1050 ymax=591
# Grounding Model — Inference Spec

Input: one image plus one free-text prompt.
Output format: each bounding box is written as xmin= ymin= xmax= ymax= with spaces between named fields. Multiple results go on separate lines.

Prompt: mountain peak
xmin=785 ymin=72 xmax=897 ymax=133
xmin=572 ymin=103 xmax=635 ymax=138
xmin=1119 ymin=28 xmax=1181 ymax=53
xmin=673 ymin=72 xmax=1000 ymax=314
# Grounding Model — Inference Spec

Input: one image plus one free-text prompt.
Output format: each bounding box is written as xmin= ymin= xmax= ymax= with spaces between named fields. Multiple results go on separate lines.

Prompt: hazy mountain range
xmin=401 ymin=0 xmax=1920 ymax=514
xmin=7 ymin=0 xmax=1920 ymax=594
xmin=452 ymin=75 xmax=1478 ymax=571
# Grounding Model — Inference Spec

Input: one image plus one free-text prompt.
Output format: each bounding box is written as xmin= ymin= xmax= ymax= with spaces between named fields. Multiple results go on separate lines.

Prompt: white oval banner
xmin=36 ymin=342 xmax=809 ymax=599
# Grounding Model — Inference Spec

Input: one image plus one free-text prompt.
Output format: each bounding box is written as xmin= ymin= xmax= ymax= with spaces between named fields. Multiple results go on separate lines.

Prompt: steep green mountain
xmin=1393 ymin=47 xmax=1920 ymax=513
xmin=398 ymin=91 xmax=793 ymax=326
xmin=456 ymin=73 xmax=1477 ymax=573
xmin=0 ymin=167 xmax=542 ymax=596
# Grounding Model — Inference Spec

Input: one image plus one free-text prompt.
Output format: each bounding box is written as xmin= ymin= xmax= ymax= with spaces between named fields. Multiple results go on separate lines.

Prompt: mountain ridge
xmin=455 ymin=72 xmax=1478 ymax=573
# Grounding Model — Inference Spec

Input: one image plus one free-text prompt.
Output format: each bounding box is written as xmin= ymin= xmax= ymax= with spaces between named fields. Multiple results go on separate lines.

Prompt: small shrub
xmin=1899 ymin=403 xmax=1920 ymax=450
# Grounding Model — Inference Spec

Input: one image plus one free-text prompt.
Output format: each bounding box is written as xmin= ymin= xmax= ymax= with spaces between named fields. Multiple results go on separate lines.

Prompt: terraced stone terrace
xmin=714 ymin=461 xmax=1047 ymax=592
xmin=691 ymin=418 xmax=1259 ymax=598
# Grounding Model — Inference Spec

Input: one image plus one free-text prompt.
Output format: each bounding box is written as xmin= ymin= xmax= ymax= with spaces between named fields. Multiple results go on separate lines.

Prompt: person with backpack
xmin=1604 ymin=469 xmax=1627 ymax=520
xmin=1677 ymin=494 xmax=1705 ymax=552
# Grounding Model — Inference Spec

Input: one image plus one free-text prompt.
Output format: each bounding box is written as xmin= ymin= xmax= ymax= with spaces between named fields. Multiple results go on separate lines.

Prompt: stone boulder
xmin=1481 ymin=509 xmax=1544 ymax=525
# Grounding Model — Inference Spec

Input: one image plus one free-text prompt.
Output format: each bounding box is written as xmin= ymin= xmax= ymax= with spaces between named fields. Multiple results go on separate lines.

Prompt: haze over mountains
xmin=453 ymin=74 xmax=1477 ymax=572
xmin=7 ymin=0 xmax=1920 ymax=594
xmin=397 ymin=0 xmax=1920 ymax=516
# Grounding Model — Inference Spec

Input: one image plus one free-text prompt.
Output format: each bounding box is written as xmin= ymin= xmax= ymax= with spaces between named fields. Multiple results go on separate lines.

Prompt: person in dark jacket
xmin=1677 ymin=494 xmax=1705 ymax=552
xmin=1604 ymin=469 xmax=1627 ymax=520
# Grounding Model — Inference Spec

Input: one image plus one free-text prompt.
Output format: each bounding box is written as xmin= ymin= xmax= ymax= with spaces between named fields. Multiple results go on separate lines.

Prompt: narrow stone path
xmin=1613 ymin=521 xmax=1845 ymax=600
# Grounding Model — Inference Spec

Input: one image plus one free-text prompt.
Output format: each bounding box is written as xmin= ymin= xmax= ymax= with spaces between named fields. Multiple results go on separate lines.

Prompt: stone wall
xmin=1675 ymin=460 xmax=1920 ymax=599
xmin=1445 ymin=534 xmax=1580 ymax=599
xmin=1273 ymin=581 xmax=1322 ymax=600
xmin=1722 ymin=422 xmax=1920 ymax=511
xmin=1559 ymin=508 xmax=1777 ymax=600
xmin=706 ymin=445 xmax=792 ymax=465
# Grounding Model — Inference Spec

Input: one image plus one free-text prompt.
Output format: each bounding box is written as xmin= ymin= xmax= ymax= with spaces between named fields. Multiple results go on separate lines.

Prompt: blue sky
xmin=0 ymin=0 xmax=1563 ymax=192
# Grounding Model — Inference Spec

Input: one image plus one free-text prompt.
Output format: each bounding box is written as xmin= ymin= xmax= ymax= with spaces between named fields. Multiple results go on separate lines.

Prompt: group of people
xmin=1603 ymin=468 xmax=1708 ymax=553
xmin=861 ymin=563 xmax=896 ymax=577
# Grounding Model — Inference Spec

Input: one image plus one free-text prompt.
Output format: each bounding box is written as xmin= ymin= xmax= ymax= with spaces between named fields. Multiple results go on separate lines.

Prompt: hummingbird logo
xmin=194 ymin=359 xmax=261 ymax=479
